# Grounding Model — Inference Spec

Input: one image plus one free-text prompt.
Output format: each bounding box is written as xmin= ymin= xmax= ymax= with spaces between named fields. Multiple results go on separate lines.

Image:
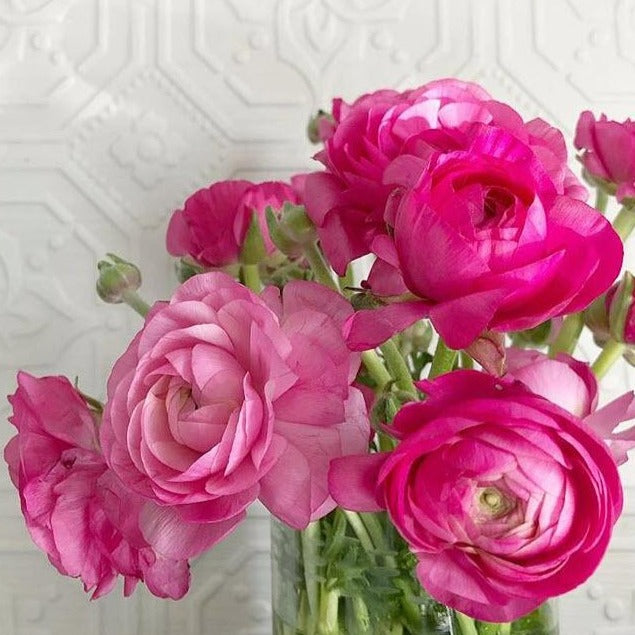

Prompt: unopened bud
xmin=96 ymin=254 xmax=141 ymax=304
xmin=239 ymin=213 xmax=267 ymax=265
xmin=266 ymin=203 xmax=317 ymax=258
xmin=307 ymin=109 xmax=336 ymax=144
xmin=585 ymin=272 xmax=635 ymax=345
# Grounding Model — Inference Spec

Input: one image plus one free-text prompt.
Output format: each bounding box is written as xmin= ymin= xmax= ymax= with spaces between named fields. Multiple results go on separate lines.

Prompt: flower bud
xmin=399 ymin=321 xmax=433 ymax=356
xmin=585 ymin=272 xmax=635 ymax=345
xmin=265 ymin=203 xmax=317 ymax=258
xmin=307 ymin=109 xmax=336 ymax=144
xmin=174 ymin=258 xmax=205 ymax=283
xmin=239 ymin=212 xmax=267 ymax=265
xmin=96 ymin=254 xmax=141 ymax=304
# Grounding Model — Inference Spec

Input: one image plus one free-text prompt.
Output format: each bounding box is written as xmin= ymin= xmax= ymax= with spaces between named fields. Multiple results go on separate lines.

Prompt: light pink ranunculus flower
xmin=166 ymin=178 xmax=303 ymax=268
xmin=3 ymin=373 xmax=191 ymax=599
xmin=506 ymin=347 xmax=635 ymax=466
xmin=506 ymin=347 xmax=598 ymax=417
xmin=101 ymin=273 xmax=369 ymax=536
xmin=306 ymin=78 xmax=586 ymax=275
xmin=344 ymin=125 xmax=623 ymax=351
xmin=575 ymin=111 xmax=635 ymax=202
xmin=329 ymin=371 xmax=624 ymax=622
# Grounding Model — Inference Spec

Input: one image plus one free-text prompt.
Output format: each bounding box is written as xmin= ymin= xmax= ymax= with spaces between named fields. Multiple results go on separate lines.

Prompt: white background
xmin=1 ymin=1 xmax=635 ymax=633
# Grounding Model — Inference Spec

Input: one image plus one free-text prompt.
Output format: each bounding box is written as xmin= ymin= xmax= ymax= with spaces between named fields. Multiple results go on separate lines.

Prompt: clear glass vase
xmin=271 ymin=510 xmax=558 ymax=635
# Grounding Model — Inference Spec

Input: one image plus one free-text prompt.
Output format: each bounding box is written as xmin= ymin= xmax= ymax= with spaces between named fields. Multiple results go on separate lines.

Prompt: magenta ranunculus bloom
xmin=575 ymin=111 xmax=635 ymax=202
xmin=101 ymin=272 xmax=369 ymax=540
xmin=329 ymin=371 xmax=624 ymax=622
xmin=4 ymin=373 xmax=190 ymax=599
xmin=166 ymin=178 xmax=303 ymax=267
xmin=344 ymin=125 xmax=623 ymax=350
xmin=306 ymin=78 xmax=587 ymax=275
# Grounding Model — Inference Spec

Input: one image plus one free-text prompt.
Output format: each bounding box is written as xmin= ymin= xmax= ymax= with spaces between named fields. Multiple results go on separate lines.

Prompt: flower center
xmin=476 ymin=486 xmax=515 ymax=518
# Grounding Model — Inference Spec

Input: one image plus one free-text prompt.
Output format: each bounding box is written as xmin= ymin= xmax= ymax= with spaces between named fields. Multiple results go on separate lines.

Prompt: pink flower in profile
xmin=101 ymin=273 xmax=369 ymax=540
xmin=166 ymin=178 xmax=303 ymax=268
xmin=575 ymin=111 xmax=635 ymax=202
xmin=506 ymin=347 xmax=635 ymax=466
xmin=3 ymin=373 xmax=191 ymax=599
xmin=329 ymin=371 xmax=624 ymax=622
xmin=306 ymin=78 xmax=586 ymax=275
xmin=506 ymin=347 xmax=598 ymax=417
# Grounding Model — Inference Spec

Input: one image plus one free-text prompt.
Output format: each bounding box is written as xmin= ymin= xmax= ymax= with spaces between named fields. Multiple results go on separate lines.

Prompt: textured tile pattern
xmin=1 ymin=1 xmax=635 ymax=632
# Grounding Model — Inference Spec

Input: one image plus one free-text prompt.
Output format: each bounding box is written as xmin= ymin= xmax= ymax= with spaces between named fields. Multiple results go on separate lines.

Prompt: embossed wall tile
xmin=1 ymin=1 xmax=635 ymax=633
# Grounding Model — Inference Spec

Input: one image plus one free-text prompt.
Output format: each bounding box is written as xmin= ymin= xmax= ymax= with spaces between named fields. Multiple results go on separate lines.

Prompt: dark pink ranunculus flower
xmin=306 ymin=78 xmax=586 ymax=275
xmin=166 ymin=178 xmax=303 ymax=268
xmin=3 ymin=373 xmax=191 ymax=599
xmin=101 ymin=273 xmax=369 ymax=536
xmin=575 ymin=111 xmax=635 ymax=202
xmin=344 ymin=125 xmax=623 ymax=351
xmin=329 ymin=371 xmax=624 ymax=622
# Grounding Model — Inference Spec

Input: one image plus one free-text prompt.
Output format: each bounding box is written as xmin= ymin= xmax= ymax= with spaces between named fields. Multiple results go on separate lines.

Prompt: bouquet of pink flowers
xmin=6 ymin=78 xmax=635 ymax=635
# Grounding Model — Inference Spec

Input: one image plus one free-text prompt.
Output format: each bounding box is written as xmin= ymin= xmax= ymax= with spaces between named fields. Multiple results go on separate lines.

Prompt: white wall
xmin=1 ymin=1 xmax=635 ymax=633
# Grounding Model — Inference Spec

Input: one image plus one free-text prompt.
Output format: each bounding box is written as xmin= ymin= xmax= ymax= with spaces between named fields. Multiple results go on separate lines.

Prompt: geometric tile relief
xmin=0 ymin=1 xmax=635 ymax=632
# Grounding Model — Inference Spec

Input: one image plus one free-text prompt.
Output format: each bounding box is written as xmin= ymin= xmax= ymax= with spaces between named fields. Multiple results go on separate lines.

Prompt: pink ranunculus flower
xmin=101 ymin=272 xmax=369 ymax=536
xmin=506 ymin=347 xmax=598 ymax=417
xmin=166 ymin=178 xmax=303 ymax=268
xmin=306 ymin=78 xmax=586 ymax=275
xmin=506 ymin=346 xmax=635 ymax=465
xmin=329 ymin=371 xmax=623 ymax=622
xmin=575 ymin=111 xmax=635 ymax=202
xmin=3 ymin=373 xmax=191 ymax=599
xmin=345 ymin=124 xmax=623 ymax=351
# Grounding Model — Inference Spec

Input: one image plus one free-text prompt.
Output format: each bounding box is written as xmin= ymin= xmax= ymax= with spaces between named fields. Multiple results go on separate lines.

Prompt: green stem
xmin=460 ymin=351 xmax=474 ymax=369
xmin=241 ymin=263 xmax=262 ymax=292
xmin=591 ymin=338 xmax=626 ymax=379
xmin=454 ymin=612 xmax=479 ymax=635
xmin=338 ymin=264 xmax=354 ymax=292
xmin=361 ymin=350 xmax=392 ymax=391
xmin=301 ymin=521 xmax=321 ymax=634
xmin=380 ymin=338 xmax=417 ymax=396
xmin=595 ymin=188 xmax=608 ymax=213
xmin=499 ymin=623 xmax=512 ymax=635
xmin=548 ymin=312 xmax=584 ymax=356
xmin=342 ymin=511 xmax=374 ymax=553
xmin=613 ymin=205 xmax=635 ymax=242
xmin=121 ymin=289 xmax=150 ymax=318
xmin=304 ymin=241 xmax=338 ymax=291
xmin=429 ymin=338 xmax=458 ymax=378
xmin=317 ymin=583 xmax=340 ymax=635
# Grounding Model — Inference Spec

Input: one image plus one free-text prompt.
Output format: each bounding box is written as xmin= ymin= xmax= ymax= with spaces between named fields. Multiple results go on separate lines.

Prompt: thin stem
xmin=613 ymin=205 xmax=635 ymax=242
xmin=361 ymin=350 xmax=392 ymax=391
xmin=460 ymin=351 xmax=474 ymax=369
xmin=338 ymin=264 xmax=354 ymax=292
xmin=591 ymin=338 xmax=626 ymax=379
xmin=380 ymin=338 xmax=417 ymax=396
xmin=548 ymin=313 xmax=584 ymax=356
xmin=429 ymin=338 xmax=458 ymax=378
xmin=595 ymin=188 xmax=608 ymax=213
xmin=304 ymin=241 xmax=338 ymax=291
xmin=241 ymin=264 xmax=262 ymax=293
xmin=317 ymin=583 xmax=340 ymax=635
xmin=342 ymin=511 xmax=375 ymax=553
xmin=301 ymin=521 xmax=321 ymax=634
xmin=121 ymin=289 xmax=150 ymax=318
xmin=453 ymin=612 xmax=479 ymax=635
xmin=499 ymin=623 xmax=512 ymax=635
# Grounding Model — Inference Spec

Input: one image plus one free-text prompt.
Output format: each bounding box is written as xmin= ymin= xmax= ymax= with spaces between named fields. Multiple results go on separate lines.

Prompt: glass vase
xmin=271 ymin=510 xmax=558 ymax=635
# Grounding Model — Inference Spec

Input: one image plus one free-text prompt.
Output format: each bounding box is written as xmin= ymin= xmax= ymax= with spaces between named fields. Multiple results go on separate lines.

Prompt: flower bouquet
xmin=5 ymin=78 xmax=635 ymax=635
